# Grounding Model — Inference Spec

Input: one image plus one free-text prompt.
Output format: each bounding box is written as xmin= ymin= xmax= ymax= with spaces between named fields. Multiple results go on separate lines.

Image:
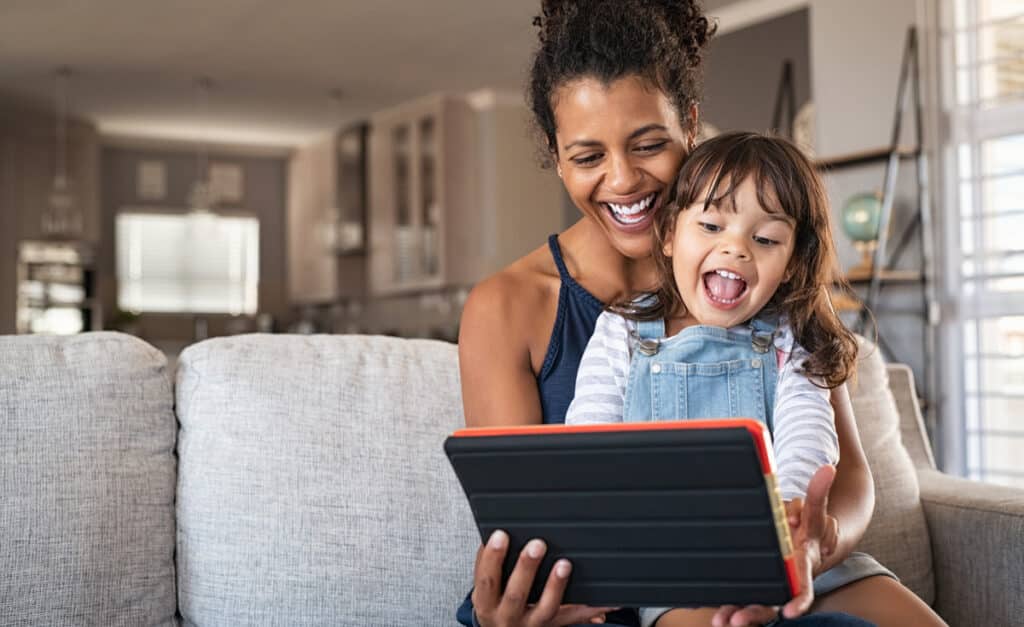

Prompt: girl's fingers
xmin=785 ymin=498 xmax=803 ymax=530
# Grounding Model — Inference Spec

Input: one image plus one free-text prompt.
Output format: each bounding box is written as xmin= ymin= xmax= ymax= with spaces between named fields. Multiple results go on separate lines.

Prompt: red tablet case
xmin=445 ymin=419 xmax=800 ymax=607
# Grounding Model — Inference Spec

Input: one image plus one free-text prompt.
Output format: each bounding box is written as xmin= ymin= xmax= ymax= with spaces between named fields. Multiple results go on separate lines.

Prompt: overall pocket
xmin=649 ymin=357 xmax=768 ymax=423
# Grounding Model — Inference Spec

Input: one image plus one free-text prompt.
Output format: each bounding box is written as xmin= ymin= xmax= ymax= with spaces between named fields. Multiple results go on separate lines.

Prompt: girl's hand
xmin=472 ymin=530 xmax=617 ymax=627
xmin=779 ymin=465 xmax=837 ymax=619
xmin=708 ymin=465 xmax=837 ymax=625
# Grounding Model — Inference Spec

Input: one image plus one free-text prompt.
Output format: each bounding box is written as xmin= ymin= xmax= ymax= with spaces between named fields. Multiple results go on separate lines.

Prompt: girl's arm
xmin=772 ymin=342 xmax=840 ymax=501
xmin=565 ymin=311 xmax=631 ymax=425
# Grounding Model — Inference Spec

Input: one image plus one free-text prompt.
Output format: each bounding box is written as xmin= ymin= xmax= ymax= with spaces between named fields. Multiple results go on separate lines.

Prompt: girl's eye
xmin=698 ymin=222 xmax=722 ymax=233
xmin=636 ymin=141 xmax=668 ymax=154
xmin=754 ymin=235 xmax=779 ymax=246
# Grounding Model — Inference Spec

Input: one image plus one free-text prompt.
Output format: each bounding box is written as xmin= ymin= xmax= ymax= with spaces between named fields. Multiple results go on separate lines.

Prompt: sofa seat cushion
xmin=175 ymin=334 xmax=477 ymax=626
xmin=848 ymin=337 xmax=934 ymax=604
xmin=0 ymin=332 xmax=177 ymax=625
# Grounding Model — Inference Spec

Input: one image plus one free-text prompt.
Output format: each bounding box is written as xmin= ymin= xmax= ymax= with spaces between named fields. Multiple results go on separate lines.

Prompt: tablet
xmin=444 ymin=419 xmax=798 ymax=608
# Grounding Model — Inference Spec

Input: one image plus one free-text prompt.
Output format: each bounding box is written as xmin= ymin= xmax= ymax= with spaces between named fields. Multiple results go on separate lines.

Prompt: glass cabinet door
xmin=419 ymin=116 xmax=439 ymax=277
xmin=391 ymin=124 xmax=416 ymax=283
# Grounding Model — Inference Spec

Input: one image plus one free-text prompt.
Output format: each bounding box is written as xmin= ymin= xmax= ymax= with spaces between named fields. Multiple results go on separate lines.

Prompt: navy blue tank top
xmin=537 ymin=234 xmax=606 ymax=424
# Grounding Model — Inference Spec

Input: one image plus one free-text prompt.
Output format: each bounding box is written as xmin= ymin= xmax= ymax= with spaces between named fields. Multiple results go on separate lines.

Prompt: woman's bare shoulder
xmin=462 ymin=244 xmax=560 ymax=328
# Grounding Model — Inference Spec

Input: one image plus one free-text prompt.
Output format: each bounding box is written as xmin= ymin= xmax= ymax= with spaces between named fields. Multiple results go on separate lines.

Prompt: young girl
xmin=565 ymin=131 xmax=904 ymax=627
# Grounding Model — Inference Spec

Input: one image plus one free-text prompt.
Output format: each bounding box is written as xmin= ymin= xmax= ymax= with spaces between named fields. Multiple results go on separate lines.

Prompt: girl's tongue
xmin=704 ymin=272 xmax=746 ymax=300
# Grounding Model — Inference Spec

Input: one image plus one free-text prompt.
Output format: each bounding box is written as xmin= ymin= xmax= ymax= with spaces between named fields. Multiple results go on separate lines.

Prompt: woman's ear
xmin=662 ymin=227 xmax=675 ymax=257
xmin=688 ymin=104 xmax=700 ymax=151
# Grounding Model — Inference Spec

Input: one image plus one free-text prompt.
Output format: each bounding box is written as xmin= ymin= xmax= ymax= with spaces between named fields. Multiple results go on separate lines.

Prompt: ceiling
xmin=0 ymin=0 xmax=746 ymax=148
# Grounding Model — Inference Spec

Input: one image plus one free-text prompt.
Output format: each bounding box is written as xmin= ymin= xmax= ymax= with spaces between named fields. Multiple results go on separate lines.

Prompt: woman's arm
xmin=458 ymin=274 xmax=614 ymax=627
xmin=458 ymin=274 xmax=545 ymax=428
xmin=820 ymin=383 xmax=875 ymax=573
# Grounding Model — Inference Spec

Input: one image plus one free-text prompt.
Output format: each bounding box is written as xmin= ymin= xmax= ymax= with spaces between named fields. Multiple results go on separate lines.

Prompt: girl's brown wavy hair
xmin=616 ymin=131 xmax=857 ymax=388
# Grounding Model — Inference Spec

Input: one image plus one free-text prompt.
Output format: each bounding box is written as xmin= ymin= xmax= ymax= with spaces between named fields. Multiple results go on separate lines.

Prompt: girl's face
xmin=552 ymin=75 xmax=690 ymax=260
xmin=664 ymin=176 xmax=796 ymax=329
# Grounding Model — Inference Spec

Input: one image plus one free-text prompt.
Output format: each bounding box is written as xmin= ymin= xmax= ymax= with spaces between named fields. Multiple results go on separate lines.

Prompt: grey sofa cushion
xmin=175 ymin=334 xmax=477 ymax=627
xmin=849 ymin=338 xmax=934 ymax=604
xmin=0 ymin=332 xmax=177 ymax=626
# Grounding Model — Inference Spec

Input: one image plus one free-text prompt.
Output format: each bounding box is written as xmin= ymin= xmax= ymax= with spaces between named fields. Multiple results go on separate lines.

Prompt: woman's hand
xmin=707 ymin=465 xmax=837 ymax=626
xmin=472 ymin=530 xmax=617 ymax=627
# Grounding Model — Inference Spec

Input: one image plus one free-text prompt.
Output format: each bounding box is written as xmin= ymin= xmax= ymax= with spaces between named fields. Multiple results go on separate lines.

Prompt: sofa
xmin=0 ymin=331 xmax=1021 ymax=626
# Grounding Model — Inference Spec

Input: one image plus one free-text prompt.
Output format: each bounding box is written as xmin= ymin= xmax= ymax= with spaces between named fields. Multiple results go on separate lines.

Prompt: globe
xmin=840 ymin=192 xmax=882 ymax=243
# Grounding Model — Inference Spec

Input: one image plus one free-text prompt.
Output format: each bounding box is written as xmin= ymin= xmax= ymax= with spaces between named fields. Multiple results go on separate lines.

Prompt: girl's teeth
xmin=715 ymin=269 xmax=742 ymax=280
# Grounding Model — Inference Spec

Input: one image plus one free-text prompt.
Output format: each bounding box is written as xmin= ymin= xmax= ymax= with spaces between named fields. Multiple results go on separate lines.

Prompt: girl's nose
xmin=721 ymin=236 xmax=752 ymax=260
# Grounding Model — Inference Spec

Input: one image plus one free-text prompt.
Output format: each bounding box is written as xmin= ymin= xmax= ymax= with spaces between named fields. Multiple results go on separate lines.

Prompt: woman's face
xmin=552 ymin=75 xmax=691 ymax=260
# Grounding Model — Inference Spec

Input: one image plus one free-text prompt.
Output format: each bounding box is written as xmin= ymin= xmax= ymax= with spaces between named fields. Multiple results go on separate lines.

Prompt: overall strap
xmin=636 ymin=318 xmax=666 ymax=340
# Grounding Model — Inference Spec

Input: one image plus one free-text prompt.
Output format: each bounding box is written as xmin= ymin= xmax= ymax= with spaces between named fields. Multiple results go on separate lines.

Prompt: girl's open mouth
xmin=703 ymin=269 xmax=748 ymax=307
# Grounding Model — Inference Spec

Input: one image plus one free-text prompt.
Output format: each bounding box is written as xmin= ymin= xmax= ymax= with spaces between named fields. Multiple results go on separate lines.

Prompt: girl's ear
xmin=662 ymin=226 xmax=675 ymax=257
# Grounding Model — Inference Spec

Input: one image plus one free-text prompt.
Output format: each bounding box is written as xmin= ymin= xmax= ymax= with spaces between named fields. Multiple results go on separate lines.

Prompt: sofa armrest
xmin=918 ymin=469 xmax=1024 ymax=626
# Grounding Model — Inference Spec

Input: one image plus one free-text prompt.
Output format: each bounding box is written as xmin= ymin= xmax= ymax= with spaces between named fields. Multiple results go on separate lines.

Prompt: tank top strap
xmin=545 ymin=234 xmax=604 ymax=311
xmin=547 ymin=233 xmax=572 ymax=281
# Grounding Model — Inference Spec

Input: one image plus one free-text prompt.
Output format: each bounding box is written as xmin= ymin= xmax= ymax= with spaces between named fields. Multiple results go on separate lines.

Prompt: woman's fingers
xmin=472 ymin=530 xmax=510 ymax=622
xmin=526 ymin=558 xmax=572 ymax=624
xmin=711 ymin=604 xmax=739 ymax=627
xmin=497 ymin=538 xmax=547 ymax=623
xmin=781 ymin=545 xmax=816 ymax=619
xmin=724 ymin=605 xmax=779 ymax=626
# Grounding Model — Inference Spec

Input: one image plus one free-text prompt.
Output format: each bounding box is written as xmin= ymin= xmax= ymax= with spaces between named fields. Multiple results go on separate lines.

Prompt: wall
xmin=100 ymin=140 xmax=289 ymax=341
xmin=0 ymin=94 xmax=100 ymax=335
xmin=809 ymin=0 xmax=931 ymax=411
xmin=703 ymin=9 xmax=812 ymax=133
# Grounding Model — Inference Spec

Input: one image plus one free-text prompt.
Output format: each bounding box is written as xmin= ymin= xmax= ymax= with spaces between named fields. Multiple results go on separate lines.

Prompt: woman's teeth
xmin=606 ymin=193 xmax=655 ymax=224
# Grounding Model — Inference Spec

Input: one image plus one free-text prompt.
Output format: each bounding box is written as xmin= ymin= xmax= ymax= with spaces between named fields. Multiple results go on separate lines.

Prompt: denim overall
xmin=624 ymin=317 xmax=894 ymax=627
xmin=623 ymin=317 xmax=780 ymax=428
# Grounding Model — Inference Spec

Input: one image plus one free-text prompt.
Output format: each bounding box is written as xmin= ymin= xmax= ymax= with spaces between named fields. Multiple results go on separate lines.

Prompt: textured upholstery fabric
xmin=0 ymin=332 xmax=177 ymax=626
xmin=918 ymin=470 xmax=1024 ymax=626
xmin=175 ymin=334 xmax=478 ymax=627
xmin=847 ymin=339 xmax=934 ymax=604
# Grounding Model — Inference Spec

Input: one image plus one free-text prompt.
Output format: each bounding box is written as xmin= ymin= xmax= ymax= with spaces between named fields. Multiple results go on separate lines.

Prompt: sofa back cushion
xmin=175 ymin=334 xmax=477 ymax=626
xmin=848 ymin=338 xmax=934 ymax=603
xmin=0 ymin=332 xmax=177 ymax=625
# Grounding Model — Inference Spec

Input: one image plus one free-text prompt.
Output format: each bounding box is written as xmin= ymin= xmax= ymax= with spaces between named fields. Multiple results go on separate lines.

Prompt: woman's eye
xmin=698 ymin=222 xmax=722 ymax=233
xmin=754 ymin=235 xmax=779 ymax=246
xmin=636 ymin=141 xmax=668 ymax=154
xmin=572 ymin=153 xmax=602 ymax=166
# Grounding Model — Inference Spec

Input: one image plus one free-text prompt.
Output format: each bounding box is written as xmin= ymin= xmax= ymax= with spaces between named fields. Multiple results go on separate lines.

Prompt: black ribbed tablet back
xmin=445 ymin=426 xmax=792 ymax=607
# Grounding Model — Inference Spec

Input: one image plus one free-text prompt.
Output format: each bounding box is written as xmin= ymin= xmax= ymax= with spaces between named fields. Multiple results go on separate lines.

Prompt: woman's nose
xmin=605 ymin=153 xmax=642 ymax=194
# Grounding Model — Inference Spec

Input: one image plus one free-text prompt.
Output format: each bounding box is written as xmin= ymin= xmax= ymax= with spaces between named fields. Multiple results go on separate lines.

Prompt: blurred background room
xmin=2 ymin=0 xmax=1023 ymax=486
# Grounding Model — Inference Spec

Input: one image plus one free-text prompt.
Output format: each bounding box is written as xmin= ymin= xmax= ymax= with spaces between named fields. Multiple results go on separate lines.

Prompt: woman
xmin=458 ymin=2 xmax=943 ymax=626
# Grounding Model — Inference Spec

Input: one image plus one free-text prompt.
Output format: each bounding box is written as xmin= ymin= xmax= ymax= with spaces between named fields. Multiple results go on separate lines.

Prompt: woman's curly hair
xmin=621 ymin=131 xmax=858 ymax=389
xmin=528 ymin=0 xmax=715 ymax=165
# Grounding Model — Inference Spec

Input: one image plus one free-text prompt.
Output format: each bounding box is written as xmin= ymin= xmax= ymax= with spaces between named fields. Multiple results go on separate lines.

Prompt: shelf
xmin=814 ymin=146 xmax=919 ymax=170
xmin=843 ymin=269 xmax=922 ymax=284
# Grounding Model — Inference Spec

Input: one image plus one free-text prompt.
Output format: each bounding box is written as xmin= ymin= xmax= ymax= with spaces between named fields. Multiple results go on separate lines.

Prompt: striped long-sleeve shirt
xmin=565 ymin=310 xmax=839 ymax=501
